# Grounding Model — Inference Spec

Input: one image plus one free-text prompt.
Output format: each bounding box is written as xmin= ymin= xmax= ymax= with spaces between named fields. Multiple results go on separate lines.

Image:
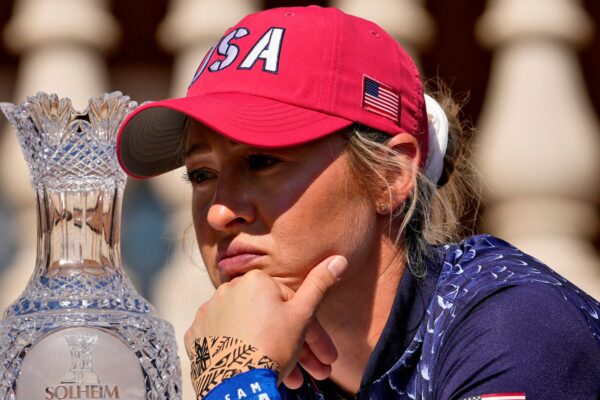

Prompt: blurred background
xmin=0 ymin=0 xmax=598 ymax=398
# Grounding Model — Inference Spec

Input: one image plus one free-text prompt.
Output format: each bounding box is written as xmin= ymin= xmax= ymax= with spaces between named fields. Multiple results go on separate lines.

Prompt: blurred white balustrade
xmin=475 ymin=0 xmax=600 ymax=299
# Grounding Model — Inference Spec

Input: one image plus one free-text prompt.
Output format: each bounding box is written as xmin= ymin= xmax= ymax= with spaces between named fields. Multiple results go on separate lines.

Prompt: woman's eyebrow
xmin=185 ymin=140 xmax=244 ymax=158
xmin=185 ymin=142 xmax=211 ymax=158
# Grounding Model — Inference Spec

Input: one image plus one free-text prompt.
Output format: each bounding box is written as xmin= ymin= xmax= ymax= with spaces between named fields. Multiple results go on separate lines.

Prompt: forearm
xmin=190 ymin=336 xmax=281 ymax=399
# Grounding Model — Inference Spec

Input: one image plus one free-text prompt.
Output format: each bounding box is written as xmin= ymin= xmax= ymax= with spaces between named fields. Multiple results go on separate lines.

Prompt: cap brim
xmin=117 ymin=92 xmax=353 ymax=178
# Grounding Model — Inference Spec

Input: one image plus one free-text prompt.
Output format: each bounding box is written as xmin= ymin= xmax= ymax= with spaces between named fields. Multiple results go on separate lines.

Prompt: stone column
xmin=4 ymin=0 xmax=119 ymax=107
xmin=331 ymin=0 xmax=435 ymax=60
xmin=475 ymin=0 xmax=600 ymax=299
xmin=0 ymin=0 xmax=120 ymax=310
xmin=151 ymin=1 xmax=259 ymax=398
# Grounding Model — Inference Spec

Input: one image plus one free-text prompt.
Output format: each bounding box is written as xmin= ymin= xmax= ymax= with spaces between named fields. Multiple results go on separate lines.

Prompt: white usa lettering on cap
xmin=209 ymin=28 xmax=250 ymax=72
xmin=190 ymin=26 xmax=286 ymax=86
xmin=239 ymin=27 xmax=285 ymax=74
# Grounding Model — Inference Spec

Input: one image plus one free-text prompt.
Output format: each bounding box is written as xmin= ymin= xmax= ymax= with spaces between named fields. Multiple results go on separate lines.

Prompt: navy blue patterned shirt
xmin=207 ymin=235 xmax=600 ymax=399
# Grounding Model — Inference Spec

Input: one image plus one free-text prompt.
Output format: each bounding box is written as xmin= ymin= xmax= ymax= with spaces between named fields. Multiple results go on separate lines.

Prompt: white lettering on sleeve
xmin=250 ymin=382 xmax=262 ymax=394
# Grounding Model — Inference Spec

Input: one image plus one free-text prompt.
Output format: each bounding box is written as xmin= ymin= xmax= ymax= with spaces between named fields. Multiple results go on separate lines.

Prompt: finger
xmin=304 ymin=318 xmax=337 ymax=365
xmin=282 ymin=365 xmax=304 ymax=389
xmin=293 ymin=255 xmax=348 ymax=316
xmin=298 ymin=343 xmax=332 ymax=381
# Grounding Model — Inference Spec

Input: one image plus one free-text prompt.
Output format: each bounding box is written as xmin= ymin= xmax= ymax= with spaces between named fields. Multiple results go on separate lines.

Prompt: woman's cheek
xmin=192 ymin=207 xmax=220 ymax=287
xmin=192 ymin=198 xmax=213 ymax=244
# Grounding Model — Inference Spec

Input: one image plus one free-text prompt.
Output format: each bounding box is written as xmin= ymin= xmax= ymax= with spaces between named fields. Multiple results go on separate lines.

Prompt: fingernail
xmin=327 ymin=256 xmax=348 ymax=279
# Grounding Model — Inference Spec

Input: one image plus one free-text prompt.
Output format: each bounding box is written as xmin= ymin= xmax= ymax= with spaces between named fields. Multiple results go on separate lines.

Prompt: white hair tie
xmin=424 ymin=94 xmax=449 ymax=184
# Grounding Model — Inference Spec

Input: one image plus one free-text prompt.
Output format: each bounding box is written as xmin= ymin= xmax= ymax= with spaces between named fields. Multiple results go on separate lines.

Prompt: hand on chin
xmin=186 ymin=255 xmax=349 ymax=387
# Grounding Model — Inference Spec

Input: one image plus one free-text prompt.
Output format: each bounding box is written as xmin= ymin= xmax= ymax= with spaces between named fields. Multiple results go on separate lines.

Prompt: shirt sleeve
xmin=432 ymin=284 xmax=600 ymax=400
xmin=204 ymin=369 xmax=281 ymax=400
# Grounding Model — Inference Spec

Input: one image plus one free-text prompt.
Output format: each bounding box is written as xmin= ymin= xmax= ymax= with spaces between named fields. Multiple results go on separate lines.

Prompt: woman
xmin=117 ymin=6 xmax=600 ymax=400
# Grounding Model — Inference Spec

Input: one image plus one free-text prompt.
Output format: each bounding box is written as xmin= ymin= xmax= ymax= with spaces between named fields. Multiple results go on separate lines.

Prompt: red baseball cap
xmin=117 ymin=5 xmax=428 ymax=178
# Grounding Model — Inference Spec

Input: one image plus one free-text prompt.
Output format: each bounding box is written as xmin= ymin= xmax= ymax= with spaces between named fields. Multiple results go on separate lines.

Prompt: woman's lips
xmin=217 ymin=253 xmax=264 ymax=279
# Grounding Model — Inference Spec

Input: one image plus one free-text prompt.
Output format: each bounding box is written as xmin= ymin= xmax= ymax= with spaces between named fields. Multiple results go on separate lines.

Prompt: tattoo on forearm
xmin=190 ymin=336 xmax=281 ymax=399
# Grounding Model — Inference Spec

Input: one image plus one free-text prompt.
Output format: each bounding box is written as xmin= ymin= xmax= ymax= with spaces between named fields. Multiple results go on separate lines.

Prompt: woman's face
xmin=185 ymin=120 xmax=378 ymax=289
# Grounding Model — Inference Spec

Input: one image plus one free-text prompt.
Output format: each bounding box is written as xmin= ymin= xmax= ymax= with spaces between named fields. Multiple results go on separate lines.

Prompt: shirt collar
xmin=359 ymin=251 xmax=442 ymax=388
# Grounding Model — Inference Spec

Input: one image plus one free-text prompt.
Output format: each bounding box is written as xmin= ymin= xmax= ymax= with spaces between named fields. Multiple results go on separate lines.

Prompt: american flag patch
xmin=362 ymin=75 xmax=400 ymax=123
xmin=461 ymin=393 xmax=526 ymax=400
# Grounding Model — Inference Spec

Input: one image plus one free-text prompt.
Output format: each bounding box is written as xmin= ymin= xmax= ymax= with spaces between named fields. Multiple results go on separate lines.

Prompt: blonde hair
xmin=342 ymin=83 xmax=480 ymax=277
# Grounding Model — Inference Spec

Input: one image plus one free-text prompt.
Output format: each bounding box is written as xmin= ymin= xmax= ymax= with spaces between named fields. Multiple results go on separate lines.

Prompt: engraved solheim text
xmin=44 ymin=384 xmax=119 ymax=399
xmin=43 ymin=334 xmax=120 ymax=399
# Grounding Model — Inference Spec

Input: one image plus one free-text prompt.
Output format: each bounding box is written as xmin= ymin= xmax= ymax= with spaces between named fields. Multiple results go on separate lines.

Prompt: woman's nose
xmin=206 ymin=201 xmax=254 ymax=232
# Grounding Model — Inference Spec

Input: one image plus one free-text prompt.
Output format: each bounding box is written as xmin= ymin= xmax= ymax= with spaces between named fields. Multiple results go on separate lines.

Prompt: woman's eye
xmin=183 ymin=169 xmax=216 ymax=185
xmin=247 ymin=154 xmax=280 ymax=171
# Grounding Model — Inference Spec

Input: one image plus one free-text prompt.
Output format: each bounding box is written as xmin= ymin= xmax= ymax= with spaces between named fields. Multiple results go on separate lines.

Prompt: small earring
xmin=379 ymin=203 xmax=389 ymax=214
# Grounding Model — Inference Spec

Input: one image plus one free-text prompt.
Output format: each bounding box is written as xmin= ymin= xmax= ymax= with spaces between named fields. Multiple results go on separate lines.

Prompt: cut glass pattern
xmin=0 ymin=92 xmax=182 ymax=399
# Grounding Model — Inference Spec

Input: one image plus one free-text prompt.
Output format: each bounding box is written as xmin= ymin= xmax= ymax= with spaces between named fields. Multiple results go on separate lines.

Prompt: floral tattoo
xmin=190 ymin=336 xmax=281 ymax=399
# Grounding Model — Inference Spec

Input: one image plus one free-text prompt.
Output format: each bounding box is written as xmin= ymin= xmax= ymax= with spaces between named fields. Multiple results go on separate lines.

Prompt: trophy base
xmin=0 ymin=310 xmax=181 ymax=400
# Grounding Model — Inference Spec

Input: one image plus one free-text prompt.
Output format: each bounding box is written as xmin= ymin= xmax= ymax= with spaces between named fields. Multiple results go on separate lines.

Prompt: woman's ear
xmin=375 ymin=132 xmax=421 ymax=215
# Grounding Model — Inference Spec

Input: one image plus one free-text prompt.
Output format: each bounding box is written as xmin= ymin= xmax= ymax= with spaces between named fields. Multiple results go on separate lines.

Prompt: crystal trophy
xmin=0 ymin=92 xmax=182 ymax=399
